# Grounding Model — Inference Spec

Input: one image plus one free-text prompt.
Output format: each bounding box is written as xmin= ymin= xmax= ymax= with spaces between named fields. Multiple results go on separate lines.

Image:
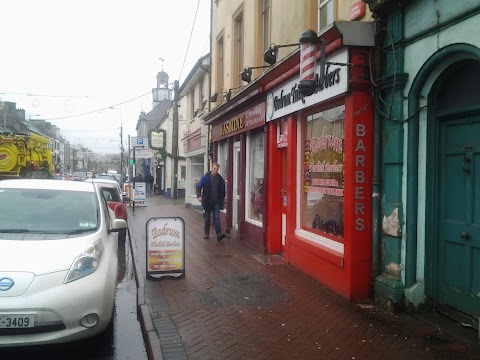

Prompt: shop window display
xmin=247 ymin=131 xmax=264 ymax=223
xmin=302 ymin=104 xmax=345 ymax=238
xmin=217 ymin=140 xmax=228 ymax=210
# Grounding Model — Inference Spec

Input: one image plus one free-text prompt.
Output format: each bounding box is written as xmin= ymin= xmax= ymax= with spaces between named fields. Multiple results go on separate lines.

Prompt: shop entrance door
xmin=232 ymin=142 xmax=240 ymax=229
xmin=280 ymin=148 xmax=287 ymax=248
xmin=155 ymin=165 xmax=163 ymax=194
xmin=435 ymin=116 xmax=480 ymax=318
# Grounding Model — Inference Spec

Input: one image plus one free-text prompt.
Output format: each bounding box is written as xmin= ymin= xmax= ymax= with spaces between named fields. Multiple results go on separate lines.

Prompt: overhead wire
xmin=370 ymin=23 xmax=428 ymax=123
xmin=3 ymin=1 xmax=206 ymax=128
xmin=33 ymin=92 xmax=151 ymax=121
xmin=61 ymin=128 xmax=120 ymax=132
xmin=178 ymin=0 xmax=201 ymax=81
xmin=0 ymin=91 xmax=107 ymax=99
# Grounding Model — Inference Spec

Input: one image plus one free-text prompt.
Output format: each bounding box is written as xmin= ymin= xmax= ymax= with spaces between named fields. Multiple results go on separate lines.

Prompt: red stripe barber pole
xmin=298 ymin=29 xmax=319 ymax=97
xmin=300 ymin=43 xmax=316 ymax=81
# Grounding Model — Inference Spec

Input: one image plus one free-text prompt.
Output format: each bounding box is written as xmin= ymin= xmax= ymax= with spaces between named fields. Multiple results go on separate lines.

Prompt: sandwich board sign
xmin=146 ymin=217 xmax=185 ymax=279
xmin=133 ymin=182 xmax=146 ymax=202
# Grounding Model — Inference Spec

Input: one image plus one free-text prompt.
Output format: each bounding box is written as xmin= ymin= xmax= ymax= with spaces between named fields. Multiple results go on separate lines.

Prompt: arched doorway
xmin=428 ymin=59 xmax=480 ymax=320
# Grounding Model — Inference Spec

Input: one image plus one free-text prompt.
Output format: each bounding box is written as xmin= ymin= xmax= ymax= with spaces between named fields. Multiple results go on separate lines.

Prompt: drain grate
xmin=210 ymin=272 xmax=291 ymax=306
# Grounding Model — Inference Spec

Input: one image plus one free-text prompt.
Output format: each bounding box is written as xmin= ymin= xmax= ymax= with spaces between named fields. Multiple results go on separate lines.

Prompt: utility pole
xmin=128 ymin=135 xmax=132 ymax=182
xmin=172 ymin=80 xmax=179 ymax=199
xmin=120 ymin=125 xmax=124 ymax=182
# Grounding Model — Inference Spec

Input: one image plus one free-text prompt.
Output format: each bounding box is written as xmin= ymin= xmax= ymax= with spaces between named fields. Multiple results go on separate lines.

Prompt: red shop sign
xmin=211 ymin=102 xmax=265 ymax=142
xmin=350 ymin=1 xmax=366 ymax=21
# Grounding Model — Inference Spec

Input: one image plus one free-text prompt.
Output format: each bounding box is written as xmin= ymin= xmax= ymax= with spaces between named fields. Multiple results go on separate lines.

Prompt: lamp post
xmin=172 ymin=80 xmax=179 ymax=199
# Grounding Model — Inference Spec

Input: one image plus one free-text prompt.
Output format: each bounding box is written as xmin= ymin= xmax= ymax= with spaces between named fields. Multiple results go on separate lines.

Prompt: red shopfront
xmin=265 ymin=43 xmax=374 ymax=300
xmin=210 ymin=102 xmax=267 ymax=249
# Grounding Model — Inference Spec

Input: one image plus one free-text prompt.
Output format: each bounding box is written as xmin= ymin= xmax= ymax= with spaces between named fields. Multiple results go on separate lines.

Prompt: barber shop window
xmin=302 ymin=104 xmax=345 ymax=238
xmin=246 ymin=131 xmax=264 ymax=224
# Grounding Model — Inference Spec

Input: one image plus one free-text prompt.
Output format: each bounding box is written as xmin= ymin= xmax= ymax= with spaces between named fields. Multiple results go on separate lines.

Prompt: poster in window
xmin=303 ymin=105 xmax=345 ymax=238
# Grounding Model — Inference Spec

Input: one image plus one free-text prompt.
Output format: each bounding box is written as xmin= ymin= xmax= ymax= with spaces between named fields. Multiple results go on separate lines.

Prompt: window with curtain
xmin=302 ymin=104 xmax=345 ymax=238
xmin=246 ymin=131 xmax=264 ymax=223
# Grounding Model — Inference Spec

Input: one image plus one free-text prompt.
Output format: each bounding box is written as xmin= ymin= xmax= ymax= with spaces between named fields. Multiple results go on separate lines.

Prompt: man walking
xmin=146 ymin=173 xmax=154 ymax=195
xmin=196 ymin=162 xmax=226 ymax=241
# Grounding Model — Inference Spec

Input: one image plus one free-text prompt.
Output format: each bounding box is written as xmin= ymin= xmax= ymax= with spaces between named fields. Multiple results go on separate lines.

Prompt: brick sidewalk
xmin=127 ymin=196 xmax=480 ymax=360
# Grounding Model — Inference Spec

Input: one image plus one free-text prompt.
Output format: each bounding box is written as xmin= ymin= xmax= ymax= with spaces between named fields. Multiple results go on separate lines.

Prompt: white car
xmin=84 ymin=177 xmax=125 ymax=200
xmin=0 ymin=179 xmax=127 ymax=347
xmin=85 ymin=178 xmax=130 ymax=242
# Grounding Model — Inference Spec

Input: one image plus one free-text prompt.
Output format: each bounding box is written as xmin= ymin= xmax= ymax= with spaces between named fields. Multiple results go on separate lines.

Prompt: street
xmin=0 ymin=238 xmax=147 ymax=360
xmin=131 ymin=196 xmax=480 ymax=360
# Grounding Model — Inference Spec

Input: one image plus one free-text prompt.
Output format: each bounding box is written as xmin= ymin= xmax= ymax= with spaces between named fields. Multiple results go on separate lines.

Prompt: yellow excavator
xmin=0 ymin=132 xmax=54 ymax=179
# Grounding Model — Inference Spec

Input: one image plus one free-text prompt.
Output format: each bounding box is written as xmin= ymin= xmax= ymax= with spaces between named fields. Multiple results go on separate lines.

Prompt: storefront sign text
xmin=354 ymin=123 xmax=367 ymax=231
xmin=212 ymin=102 xmax=265 ymax=141
xmin=150 ymin=130 xmax=166 ymax=150
xmin=221 ymin=114 xmax=245 ymax=135
xmin=266 ymin=48 xmax=348 ymax=122
xmin=146 ymin=217 xmax=185 ymax=279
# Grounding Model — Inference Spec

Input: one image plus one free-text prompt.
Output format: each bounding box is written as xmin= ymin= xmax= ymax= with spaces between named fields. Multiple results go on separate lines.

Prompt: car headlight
xmin=64 ymin=240 xmax=105 ymax=283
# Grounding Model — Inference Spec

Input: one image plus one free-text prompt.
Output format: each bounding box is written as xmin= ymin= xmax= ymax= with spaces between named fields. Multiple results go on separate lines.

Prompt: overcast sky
xmin=0 ymin=0 xmax=210 ymax=152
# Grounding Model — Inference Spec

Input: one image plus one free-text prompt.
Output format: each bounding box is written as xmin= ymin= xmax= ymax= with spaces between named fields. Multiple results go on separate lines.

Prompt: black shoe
xmin=204 ymin=234 xmax=209 ymax=239
xmin=217 ymin=233 xmax=225 ymax=241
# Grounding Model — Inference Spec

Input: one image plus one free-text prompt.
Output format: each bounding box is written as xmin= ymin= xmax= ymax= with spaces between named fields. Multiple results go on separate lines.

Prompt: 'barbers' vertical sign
xmin=146 ymin=217 xmax=185 ymax=279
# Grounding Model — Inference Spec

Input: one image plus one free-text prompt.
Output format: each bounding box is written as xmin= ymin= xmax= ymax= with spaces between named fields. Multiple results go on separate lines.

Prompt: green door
xmin=437 ymin=116 xmax=480 ymax=317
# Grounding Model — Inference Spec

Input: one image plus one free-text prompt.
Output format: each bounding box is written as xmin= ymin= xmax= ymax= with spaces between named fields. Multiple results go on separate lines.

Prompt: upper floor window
xmin=216 ymin=35 xmax=224 ymax=95
xmin=190 ymin=89 xmax=195 ymax=119
xmin=263 ymin=0 xmax=270 ymax=56
xmin=318 ymin=0 xmax=334 ymax=32
xmin=233 ymin=12 xmax=244 ymax=89
xmin=199 ymin=79 xmax=205 ymax=111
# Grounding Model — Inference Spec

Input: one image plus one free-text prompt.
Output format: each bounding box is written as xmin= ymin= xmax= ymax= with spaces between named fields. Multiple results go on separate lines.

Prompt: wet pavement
xmin=114 ymin=238 xmax=148 ymax=360
xmin=0 ymin=234 xmax=147 ymax=360
xmin=128 ymin=196 xmax=480 ymax=360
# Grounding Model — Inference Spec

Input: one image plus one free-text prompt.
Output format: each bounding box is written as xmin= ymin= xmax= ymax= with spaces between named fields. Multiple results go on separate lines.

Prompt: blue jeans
xmin=204 ymin=202 xmax=222 ymax=236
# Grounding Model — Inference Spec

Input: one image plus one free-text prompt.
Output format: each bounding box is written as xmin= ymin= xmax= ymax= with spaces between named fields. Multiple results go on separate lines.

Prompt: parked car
xmin=85 ymin=178 xmax=129 ymax=242
xmin=96 ymin=173 xmax=118 ymax=182
xmin=0 ymin=179 xmax=127 ymax=347
xmin=71 ymin=171 xmax=88 ymax=181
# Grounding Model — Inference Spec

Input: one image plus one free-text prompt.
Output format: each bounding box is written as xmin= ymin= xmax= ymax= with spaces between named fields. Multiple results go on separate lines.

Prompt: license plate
xmin=0 ymin=315 xmax=35 ymax=328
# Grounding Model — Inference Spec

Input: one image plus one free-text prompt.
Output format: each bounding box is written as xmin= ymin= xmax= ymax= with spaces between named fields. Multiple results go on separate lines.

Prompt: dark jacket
xmin=146 ymin=174 xmax=154 ymax=184
xmin=196 ymin=172 xmax=226 ymax=209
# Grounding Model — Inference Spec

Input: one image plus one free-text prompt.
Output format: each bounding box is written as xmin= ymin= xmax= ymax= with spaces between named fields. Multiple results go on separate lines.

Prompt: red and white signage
xmin=135 ymin=149 xmax=154 ymax=159
xmin=350 ymin=1 xmax=366 ymax=21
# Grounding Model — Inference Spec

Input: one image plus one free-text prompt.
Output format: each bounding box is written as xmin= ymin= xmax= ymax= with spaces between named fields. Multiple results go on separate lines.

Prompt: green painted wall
xmin=372 ymin=0 xmax=480 ymax=310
